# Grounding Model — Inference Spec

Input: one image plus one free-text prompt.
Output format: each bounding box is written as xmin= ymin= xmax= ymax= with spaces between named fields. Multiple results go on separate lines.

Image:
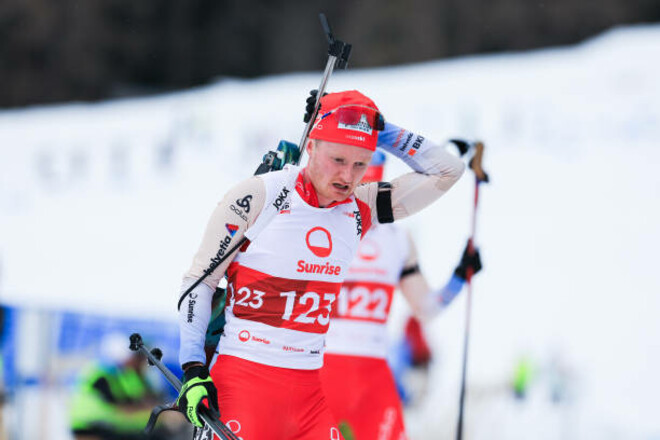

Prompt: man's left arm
xmin=399 ymin=236 xmax=483 ymax=322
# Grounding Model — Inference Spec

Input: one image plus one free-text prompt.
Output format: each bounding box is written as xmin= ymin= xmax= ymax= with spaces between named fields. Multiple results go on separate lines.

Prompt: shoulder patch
xmin=225 ymin=223 xmax=239 ymax=236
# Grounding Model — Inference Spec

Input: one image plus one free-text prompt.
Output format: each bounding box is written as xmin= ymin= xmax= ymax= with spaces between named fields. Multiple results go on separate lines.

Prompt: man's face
xmin=306 ymin=140 xmax=373 ymax=207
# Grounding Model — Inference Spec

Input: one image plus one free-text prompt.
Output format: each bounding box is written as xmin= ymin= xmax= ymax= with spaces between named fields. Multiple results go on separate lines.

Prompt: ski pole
xmin=456 ymin=141 xmax=489 ymax=440
xmin=178 ymin=13 xmax=352 ymax=310
xmin=129 ymin=333 xmax=240 ymax=440
xmin=295 ymin=13 xmax=352 ymax=165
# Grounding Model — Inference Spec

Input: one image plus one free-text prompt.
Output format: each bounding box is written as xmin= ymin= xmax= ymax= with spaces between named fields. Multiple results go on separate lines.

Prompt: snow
xmin=1 ymin=24 xmax=659 ymax=439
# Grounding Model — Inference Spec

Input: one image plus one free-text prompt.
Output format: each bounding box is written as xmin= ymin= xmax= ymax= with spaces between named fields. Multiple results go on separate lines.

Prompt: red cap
xmin=309 ymin=90 xmax=381 ymax=151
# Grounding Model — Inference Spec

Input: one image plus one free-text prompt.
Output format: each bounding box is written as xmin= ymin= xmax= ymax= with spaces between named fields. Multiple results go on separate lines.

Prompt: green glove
xmin=176 ymin=365 xmax=219 ymax=428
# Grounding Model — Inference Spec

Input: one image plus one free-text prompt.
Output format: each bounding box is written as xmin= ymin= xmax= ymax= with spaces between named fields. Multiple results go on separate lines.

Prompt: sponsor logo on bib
xmin=226 ymin=420 xmax=242 ymax=435
xmin=354 ymin=210 xmax=363 ymax=236
xmin=273 ymin=187 xmax=290 ymax=211
xmin=305 ymin=227 xmax=333 ymax=258
xmin=357 ymin=238 xmax=380 ymax=261
xmin=296 ymin=260 xmax=341 ymax=275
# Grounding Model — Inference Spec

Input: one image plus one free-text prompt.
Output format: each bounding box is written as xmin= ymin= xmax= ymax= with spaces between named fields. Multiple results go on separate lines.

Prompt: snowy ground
xmin=1 ymin=24 xmax=659 ymax=439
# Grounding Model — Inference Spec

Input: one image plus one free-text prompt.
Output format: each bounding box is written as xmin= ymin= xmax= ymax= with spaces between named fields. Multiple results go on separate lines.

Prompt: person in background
xmin=387 ymin=314 xmax=434 ymax=406
xmin=320 ymin=151 xmax=482 ymax=440
xmin=69 ymin=333 xmax=176 ymax=440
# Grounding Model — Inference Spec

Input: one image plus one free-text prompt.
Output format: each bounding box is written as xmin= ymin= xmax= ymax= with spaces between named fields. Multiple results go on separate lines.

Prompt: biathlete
xmin=320 ymin=151 xmax=482 ymax=440
xmin=176 ymin=90 xmax=466 ymax=440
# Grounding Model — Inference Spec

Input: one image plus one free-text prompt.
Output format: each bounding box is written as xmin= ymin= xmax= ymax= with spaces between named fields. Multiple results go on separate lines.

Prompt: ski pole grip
xmin=129 ymin=333 xmax=182 ymax=390
xmin=128 ymin=335 xmax=240 ymax=440
xmin=469 ymin=141 xmax=489 ymax=183
xmin=129 ymin=333 xmax=143 ymax=351
xmin=297 ymin=13 xmax=352 ymax=164
xmin=320 ymin=13 xmax=334 ymax=45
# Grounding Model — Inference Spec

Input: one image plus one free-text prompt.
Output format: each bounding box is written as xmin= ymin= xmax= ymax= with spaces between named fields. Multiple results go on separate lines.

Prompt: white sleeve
xmin=178 ymin=277 xmax=214 ymax=366
xmin=184 ymin=176 xmax=266 ymax=288
xmin=398 ymin=233 xmax=441 ymax=322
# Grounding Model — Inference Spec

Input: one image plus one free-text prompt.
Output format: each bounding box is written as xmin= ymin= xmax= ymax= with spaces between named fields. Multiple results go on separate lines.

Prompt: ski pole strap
xmin=145 ymin=404 xmax=178 ymax=434
xmin=177 ymin=237 xmax=248 ymax=311
xmin=468 ymin=141 xmax=489 ymax=183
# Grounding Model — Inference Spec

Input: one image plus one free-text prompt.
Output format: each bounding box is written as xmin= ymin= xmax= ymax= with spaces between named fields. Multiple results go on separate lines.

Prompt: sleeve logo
xmin=225 ymin=224 xmax=239 ymax=237
xmin=235 ymin=195 xmax=252 ymax=213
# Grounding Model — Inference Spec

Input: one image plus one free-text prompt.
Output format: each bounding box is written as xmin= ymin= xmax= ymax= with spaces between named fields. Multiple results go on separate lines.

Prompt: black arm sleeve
xmin=400 ymin=264 xmax=420 ymax=279
xmin=376 ymin=182 xmax=394 ymax=223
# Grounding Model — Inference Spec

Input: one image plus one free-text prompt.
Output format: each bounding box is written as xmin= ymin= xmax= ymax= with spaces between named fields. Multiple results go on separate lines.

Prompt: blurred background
xmin=3 ymin=0 xmax=660 ymax=108
xmin=1 ymin=1 xmax=659 ymax=439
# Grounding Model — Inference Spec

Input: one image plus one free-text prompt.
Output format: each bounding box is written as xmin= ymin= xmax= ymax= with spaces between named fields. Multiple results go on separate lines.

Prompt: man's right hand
xmin=304 ymin=89 xmax=327 ymax=123
xmin=454 ymin=241 xmax=483 ymax=281
xmin=176 ymin=364 xmax=219 ymax=428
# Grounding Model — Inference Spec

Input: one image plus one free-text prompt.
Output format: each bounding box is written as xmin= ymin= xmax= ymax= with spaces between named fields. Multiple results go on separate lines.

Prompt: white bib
xmin=218 ymin=166 xmax=366 ymax=369
xmin=325 ymin=223 xmax=410 ymax=358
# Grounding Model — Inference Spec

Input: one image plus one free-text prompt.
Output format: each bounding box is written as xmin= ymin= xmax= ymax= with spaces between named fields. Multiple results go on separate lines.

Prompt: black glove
xmin=303 ymin=89 xmax=327 ymax=123
xmin=176 ymin=364 xmax=220 ymax=428
xmin=448 ymin=139 xmax=471 ymax=157
xmin=454 ymin=242 xmax=482 ymax=280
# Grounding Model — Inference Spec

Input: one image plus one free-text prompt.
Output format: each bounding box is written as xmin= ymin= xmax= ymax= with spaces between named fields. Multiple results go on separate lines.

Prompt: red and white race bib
xmin=227 ymin=264 xmax=341 ymax=334
xmin=333 ymin=281 xmax=395 ymax=325
xmin=325 ymin=223 xmax=411 ymax=358
xmin=218 ymin=166 xmax=365 ymax=369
